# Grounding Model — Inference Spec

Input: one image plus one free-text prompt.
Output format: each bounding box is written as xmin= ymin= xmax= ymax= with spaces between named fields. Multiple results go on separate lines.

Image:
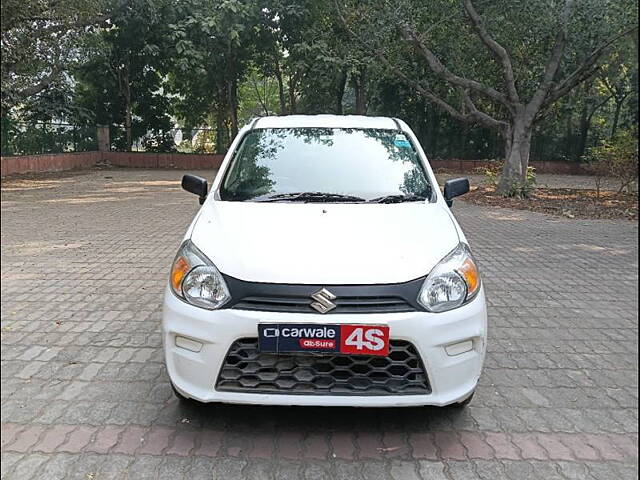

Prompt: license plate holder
xmin=258 ymin=323 xmax=390 ymax=356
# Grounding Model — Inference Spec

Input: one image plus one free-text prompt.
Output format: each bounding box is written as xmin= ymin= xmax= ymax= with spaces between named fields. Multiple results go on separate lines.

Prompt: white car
xmin=163 ymin=115 xmax=487 ymax=408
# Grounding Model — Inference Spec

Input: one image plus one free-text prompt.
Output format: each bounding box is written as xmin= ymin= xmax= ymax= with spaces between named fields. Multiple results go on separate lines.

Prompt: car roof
xmin=252 ymin=115 xmax=401 ymax=130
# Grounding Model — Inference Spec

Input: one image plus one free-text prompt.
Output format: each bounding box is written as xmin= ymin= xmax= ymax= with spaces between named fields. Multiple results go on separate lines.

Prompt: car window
xmin=219 ymin=128 xmax=433 ymax=202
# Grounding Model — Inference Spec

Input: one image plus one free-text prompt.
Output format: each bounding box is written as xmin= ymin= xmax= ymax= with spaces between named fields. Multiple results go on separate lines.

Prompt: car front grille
xmin=222 ymin=275 xmax=425 ymax=314
xmin=232 ymin=295 xmax=413 ymax=313
xmin=215 ymin=338 xmax=431 ymax=395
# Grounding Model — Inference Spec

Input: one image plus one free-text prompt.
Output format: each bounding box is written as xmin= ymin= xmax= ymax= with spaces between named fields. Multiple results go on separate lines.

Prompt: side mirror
xmin=182 ymin=174 xmax=208 ymax=205
xmin=443 ymin=177 xmax=470 ymax=207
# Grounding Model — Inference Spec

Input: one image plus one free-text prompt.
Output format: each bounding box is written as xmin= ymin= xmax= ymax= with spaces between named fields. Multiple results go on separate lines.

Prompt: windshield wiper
xmin=368 ymin=193 xmax=428 ymax=204
xmin=255 ymin=192 xmax=366 ymax=203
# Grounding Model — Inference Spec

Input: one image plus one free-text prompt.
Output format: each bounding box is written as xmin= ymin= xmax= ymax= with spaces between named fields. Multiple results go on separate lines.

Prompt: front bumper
xmin=162 ymin=286 xmax=487 ymax=407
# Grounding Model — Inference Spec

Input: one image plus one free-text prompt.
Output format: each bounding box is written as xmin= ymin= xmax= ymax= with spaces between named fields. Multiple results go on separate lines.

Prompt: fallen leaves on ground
xmin=464 ymin=187 xmax=638 ymax=220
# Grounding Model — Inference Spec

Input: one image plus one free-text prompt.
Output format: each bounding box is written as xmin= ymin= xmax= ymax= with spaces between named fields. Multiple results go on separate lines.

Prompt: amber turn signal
xmin=457 ymin=257 xmax=480 ymax=298
xmin=171 ymin=256 xmax=191 ymax=293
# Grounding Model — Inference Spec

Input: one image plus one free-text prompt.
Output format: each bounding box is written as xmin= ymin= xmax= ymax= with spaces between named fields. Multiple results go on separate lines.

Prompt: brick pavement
xmin=1 ymin=169 xmax=638 ymax=479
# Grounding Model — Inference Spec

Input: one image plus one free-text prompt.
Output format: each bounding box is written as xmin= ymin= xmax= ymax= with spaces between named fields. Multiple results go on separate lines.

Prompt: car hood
xmin=190 ymin=201 xmax=460 ymax=284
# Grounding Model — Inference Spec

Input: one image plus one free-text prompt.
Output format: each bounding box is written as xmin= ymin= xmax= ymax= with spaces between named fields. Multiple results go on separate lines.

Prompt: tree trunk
xmin=119 ymin=62 xmax=133 ymax=152
xmin=497 ymin=117 xmax=533 ymax=195
xmin=215 ymin=88 xmax=228 ymax=154
xmin=576 ymin=100 xmax=591 ymax=161
xmin=288 ymin=74 xmax=298 ymax=114
xmin=274 ymin=58 xmax=287 ymax=115
xmin=215 ymin=109 xmax=226 ymax=155
xmin=427 ymin=107 xmax=438 ymax=154
xmin=565 ymin=114 xmax=574 ymax=160
xmin=611 ymin=100 xmax=623 ymax=138
xmin=251 ymin=76 xmax=270 ymax=115
xmin=574 ymin=82 xmax=595 ymax=160
xmin=632 ymin=32 xmax=639 ymax=125
xmin=335 ymin=68 xmax=348 ymax=114
xmin=354 ymin=69 xmax=367 ymax=115
xmin=228 ymin=78 xmax=238 ymax=139
xmin=227 ymin=55 xmax=238 ymax=139
xmin=124 ymin=87 xmax=132 ymax=151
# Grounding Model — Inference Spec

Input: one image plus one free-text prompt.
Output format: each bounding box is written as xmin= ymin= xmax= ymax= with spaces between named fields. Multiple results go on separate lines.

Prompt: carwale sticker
xmin=394 ymin=134 xmax=411 ymax=148
xmin=258 ymin=323 xmax=390 ymax=356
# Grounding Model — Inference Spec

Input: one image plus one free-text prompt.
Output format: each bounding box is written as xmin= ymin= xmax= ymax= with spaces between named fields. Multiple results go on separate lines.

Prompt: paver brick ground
xmin=1 ymin=169 xmax=638 ymax=479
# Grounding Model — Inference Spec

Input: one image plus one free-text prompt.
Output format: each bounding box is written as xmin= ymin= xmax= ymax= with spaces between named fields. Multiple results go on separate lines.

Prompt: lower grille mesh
xmin=215 ymin=338 xmax=431 ymax=395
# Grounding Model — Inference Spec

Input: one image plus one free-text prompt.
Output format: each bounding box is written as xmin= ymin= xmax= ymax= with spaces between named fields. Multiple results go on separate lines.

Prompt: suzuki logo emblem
xmin=310 ymin=288 xmax=337 ymax=313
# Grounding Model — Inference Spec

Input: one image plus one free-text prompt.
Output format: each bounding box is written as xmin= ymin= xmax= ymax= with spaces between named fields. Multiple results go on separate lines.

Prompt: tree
xmin=599 ymin=49 xmax=635 ymax=138
xmin=3 ymin=0 xmax=636 ymax=164
xmin=1 ymin=0 xmax=106 ymax=115
xmin=338 ymin=0 xmax=638 ymax=195
xmin=258 ymin=0 xmax=340 ymax=115
xmin=168 ymin=0 xmax=261 ymax=152
xmin=72 ymin=0 xmax=177 ymax=151
xmin=573 ymin=80 xmax=613 ymax=161
xmin=587 ymin=128 xmax=639 ymax=193
xmin=256 ymin=0 xmax=304 ymax=115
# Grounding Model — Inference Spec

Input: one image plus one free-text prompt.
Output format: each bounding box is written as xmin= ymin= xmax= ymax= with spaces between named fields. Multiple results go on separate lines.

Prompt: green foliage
xmin=2 ymin=0 xmax=638 ymax=160
xmin=1 ymin=118 xmax=97 ymax=156
xmin=165 ymin=0 xmax=264 ymax=151
xmin=141 ymin=132 xmax=177 ymax=153
xmin=478 ymin=161 xmax=537 ymax=198
xmin=1 ymin=0 xmax=106 ymax=114
xmin=586 ymin=129 xmax=639 ymax=193
xmin=475 ymin=162 xmax=503 ymax=186
xmin=70 ymin=0 xmax=178 ymax=151
xmin=238 ymin=70 xmax=281 ymax=122
xmin=177 ymin=129 xmax=217 ymax=154
xmin=506 ymin=167 xmax=538 ymax=199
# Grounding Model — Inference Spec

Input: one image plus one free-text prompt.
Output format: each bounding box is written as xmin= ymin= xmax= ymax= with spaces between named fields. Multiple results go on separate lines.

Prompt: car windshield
xmin=218 ymin=128 xmax=433 ymax=202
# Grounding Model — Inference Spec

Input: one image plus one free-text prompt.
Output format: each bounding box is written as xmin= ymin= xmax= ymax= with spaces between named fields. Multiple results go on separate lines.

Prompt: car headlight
xmin=169 ymin=240 xmax=230 ymax=310
xmin=418 ymin=243 xmax=480 ymax=313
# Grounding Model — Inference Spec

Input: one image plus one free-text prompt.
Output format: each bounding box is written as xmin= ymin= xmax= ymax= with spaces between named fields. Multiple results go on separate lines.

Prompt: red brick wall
xmin=1 ymin=152 xmax=225 ymax=177
xmin=105 ymin=152 xmax=224 ymax=169
xmin=0 ymin=152 xmax=102 ymax=177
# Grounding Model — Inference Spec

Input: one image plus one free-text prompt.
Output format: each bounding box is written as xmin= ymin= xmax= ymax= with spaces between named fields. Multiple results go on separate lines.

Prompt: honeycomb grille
xmin=215 ymin=338 xmax=431 ymax=395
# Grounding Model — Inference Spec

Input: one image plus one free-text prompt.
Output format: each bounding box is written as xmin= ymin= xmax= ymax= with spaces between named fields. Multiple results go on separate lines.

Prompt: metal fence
xmin=1 ymin=122 xmax=98 ymax=157
xmin=1 ymin=121 xmax=585 ymax=162
xmin=108 ymin=126 xmax=218 ymax=154
xmin=0 ymin=122 xmax=221 ymax=156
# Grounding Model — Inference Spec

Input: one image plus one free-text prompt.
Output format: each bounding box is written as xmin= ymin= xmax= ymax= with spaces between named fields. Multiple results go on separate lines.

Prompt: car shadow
xmin=166 ymin=397 xmax=470 ymax=434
